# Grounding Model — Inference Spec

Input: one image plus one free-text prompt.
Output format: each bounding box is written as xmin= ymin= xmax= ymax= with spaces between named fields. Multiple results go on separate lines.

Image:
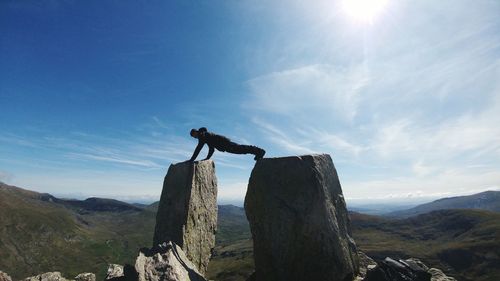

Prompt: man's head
xmin=190 ymin=127 xmax=207 ymax=139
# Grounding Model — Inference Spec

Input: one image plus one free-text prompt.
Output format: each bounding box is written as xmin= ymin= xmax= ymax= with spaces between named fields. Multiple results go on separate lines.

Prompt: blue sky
xmin=1 ymin=0 xmax=499 ymax=205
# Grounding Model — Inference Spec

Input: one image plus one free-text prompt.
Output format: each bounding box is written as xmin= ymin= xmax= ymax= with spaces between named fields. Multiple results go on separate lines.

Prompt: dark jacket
xmin=190 ymin=129 xmax=232 ymax=161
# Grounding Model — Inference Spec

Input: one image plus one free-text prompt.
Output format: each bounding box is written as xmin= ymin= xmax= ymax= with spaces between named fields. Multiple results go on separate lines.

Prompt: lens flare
xmin=342 ymin=0 xmax=389 ymax=23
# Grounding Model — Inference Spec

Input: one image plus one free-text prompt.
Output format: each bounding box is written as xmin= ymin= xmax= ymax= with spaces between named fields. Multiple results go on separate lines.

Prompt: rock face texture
xmin=105 ymin=264 xmax=124 ymax=280
xmin=135 ymin=242 xmax=206 ymax=281
xmin=362 ymin=257 xmax=457 ymax=281
xmin=24 ymin=272 xmax=68 ymax=281
xmin=0 ymin=272 xmax=12 ymax=281
xmin=245 ymin=154 xmax=359 ymax=281
xmin=153 ymin=160 xmax=218 ymax=275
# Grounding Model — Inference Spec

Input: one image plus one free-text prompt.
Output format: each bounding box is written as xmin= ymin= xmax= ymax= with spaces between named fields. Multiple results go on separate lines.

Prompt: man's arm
xmin=204 ymin=145 xmax=214 ymax=160
xmin=189 ymin=141 xmax=204 ymax=162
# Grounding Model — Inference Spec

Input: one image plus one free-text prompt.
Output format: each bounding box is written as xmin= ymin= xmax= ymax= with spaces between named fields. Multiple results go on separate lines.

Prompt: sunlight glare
xmin=342 ymin=0 xmax=389 ymax=23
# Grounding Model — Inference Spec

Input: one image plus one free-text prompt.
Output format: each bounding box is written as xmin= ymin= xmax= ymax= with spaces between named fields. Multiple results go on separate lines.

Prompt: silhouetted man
xmin=189 ymin=127 xmax=266 ymax=161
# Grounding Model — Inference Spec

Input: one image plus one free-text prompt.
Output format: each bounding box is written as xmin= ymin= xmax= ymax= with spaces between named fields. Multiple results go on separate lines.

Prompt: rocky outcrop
xmin=106 ymin=264 xmax=124 ymax=280
xmin=245 ymin=154 xmax=359 ymax=281
xmin=363 ymin=257 xmax=457 ymax=281
xmin=428 ymin=268 xmax=457 ymax=281
xmin=153 ymin=160 xmax=218 ymax=275
xmin=23 ymin=272 xmax=94 ymax=281
xmin=24 ymin=272 xmax=68 ymax=281
xmin=135 ymin=242 xmax=206 ymax=281
xmin=74 ymin=273 xmax=95 ymax=281
xmin=0 ymin=272 xmax=12 ymax=281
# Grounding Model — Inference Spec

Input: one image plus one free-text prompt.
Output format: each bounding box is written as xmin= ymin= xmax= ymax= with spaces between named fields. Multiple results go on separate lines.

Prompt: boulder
xmin=135 ymin=242 xmax=206 ymax=281
xmin=106 ymin=264 xmax=124 ymax=280
xmin=153 ymin=160 xmax=218 ymax=275
xmin=245 ymin=154 xmax=359 ymax=281
xmin=364 ymin=257 xmax=431 ymax=281
xmin=74 ymin=273 xmax=95 ymax=281
xmin=428 ymin=268 xmax=457 ymax=281
xmin=0 ymin=272 xmax=12 ymax=281
xmin=24 ymin=272 xmax=68 ymax=281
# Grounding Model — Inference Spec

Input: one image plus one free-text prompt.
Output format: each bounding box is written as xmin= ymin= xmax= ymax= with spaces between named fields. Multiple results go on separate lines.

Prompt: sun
xmin=341 ymin=0 xmax=389 ymax=23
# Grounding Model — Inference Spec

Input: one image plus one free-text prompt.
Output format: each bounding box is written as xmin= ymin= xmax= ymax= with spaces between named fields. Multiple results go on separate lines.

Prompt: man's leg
xmin=225 ymin=142 xmax=265 ymax=159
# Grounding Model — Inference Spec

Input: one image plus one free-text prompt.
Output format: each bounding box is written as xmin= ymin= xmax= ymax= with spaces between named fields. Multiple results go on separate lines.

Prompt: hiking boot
xmin=254 ymin=148 xmax=266 ymax=160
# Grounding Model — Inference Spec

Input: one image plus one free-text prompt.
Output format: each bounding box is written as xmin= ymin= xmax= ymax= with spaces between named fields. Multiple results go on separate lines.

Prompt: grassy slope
xmin=0 ymin=183 xmax=156 ymax=280
xmin=351 ymin=209 xmax=500 ymax=281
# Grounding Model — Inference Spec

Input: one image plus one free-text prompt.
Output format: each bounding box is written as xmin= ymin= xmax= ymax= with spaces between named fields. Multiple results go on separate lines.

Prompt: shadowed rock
xmin=245 ymin=154 xmax=359 ymax=281
xmin=363 ymin=257 xmax=457 ymax=281
xmin=153 ymin=160 xmax=218 ymax=275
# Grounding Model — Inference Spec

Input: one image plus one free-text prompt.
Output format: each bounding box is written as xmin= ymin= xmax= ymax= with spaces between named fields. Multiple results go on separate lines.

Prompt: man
xmin=188 ymin=127 xmax=266 ymax=161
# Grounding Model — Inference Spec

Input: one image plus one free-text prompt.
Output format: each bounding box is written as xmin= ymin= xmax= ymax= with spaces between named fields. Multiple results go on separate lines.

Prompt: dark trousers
xmin=223 ymin=142 xmax=260 ymax=155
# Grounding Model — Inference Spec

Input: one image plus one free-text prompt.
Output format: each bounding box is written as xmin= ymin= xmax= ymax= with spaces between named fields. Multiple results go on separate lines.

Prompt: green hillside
xmin=0 ymin=183 xmax=156 ymax=280
xmin=2 ymin=182 xmax=499 ymax=281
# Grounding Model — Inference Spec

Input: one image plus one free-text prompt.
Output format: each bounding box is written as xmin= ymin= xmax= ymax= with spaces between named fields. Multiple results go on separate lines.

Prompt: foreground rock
xmin=245 ymin=154 xmax=359 ymax=281
xmin=135 ymin=242 xmax=206 ymax=281
xmin=363 ymin=257 xmax=457 ymax=281
xmin=153 ymin=160 xmax=218 ymax=274
xmin=0 ymin=272 xmax=12 ymax=281
xmin=23 ymin=272 xmax=95 ymax=281
xmin=105 ymin=264 xmax=124 ymax=280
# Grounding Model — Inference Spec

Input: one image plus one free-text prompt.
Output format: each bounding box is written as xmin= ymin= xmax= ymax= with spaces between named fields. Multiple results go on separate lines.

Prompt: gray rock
xmin=24 ymin=272 xmax=68 ymax=281
xmin=153 ymin=160 xmax=218 ymax=275
xmin=245 ymin=154 xmax=359 ymax=281
xmin=106 ymin=264 xmax=124 ymax=280
xmin=355 ymin=251 xmax=378 ymax=280
xmin=135 ymin=241 xmax=206 ymax=281
xmin=74 ymin=273 xmax=95 ymax=281
xmin=428 ymin=268 xmax=457 ymax=281
xmin=0 ymin=271 xmax=12 ymax=281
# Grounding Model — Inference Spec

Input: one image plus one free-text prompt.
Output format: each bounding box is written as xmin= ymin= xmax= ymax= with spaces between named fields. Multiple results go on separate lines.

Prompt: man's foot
xmin=254 ymin=148 xmax=266 ymax=160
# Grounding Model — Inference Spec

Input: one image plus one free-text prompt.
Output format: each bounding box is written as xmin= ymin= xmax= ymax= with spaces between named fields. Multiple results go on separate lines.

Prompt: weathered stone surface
xmin=153 ymin=160 xmax=218 ymax=275
xmin=24 ymin=272 xmax=68 ymax=281
xmin=355 ymin=251 xmax=378 ymax=281
xmin=135 ymin=242 xmax=206 ymax=281
xmin=428 ymin=268 xmax=457 ymax=281
xmin=0 ymin=271 xmax=12 ymax=281
xmin=362 ymin=257 xmax=457 ymax=281
xmin=245 ymin=154 xmax=359 ymax=281
xmin=106 ymin=264 xmax=124 ymax=280
xmin=74 ymin=273 xmax=95 ymax=281
xmin=364 ymin=257 xmax=431 ymax=281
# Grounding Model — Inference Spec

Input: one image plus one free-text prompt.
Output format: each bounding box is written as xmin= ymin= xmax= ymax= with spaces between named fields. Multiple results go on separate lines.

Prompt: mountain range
xmin=387 ymin=191 xmax=500 ymax=217
xmin=1 ymin=182 xmax=499 ymax=281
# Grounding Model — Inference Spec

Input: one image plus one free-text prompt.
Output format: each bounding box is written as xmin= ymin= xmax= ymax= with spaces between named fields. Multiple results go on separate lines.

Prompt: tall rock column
xmin=245 ymin=154 xmax=359 ymax=281
xmin=153 ymin=160 xmax=218 ymax=275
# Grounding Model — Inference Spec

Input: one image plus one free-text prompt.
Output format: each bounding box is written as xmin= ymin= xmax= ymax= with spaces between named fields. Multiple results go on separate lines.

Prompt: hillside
xmin=0 ymin=182 xmax=156 ymax=280
xmin=388 ymin=191 xmax=500 ymax=217
xmin=2 ymin=183 xmax=499 ymax=281
xmin=211 ymin=206 xmax=500 ymax=281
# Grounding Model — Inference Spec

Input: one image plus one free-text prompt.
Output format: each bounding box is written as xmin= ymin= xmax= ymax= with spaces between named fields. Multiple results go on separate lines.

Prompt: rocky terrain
xmin=1 ymin=155 xmax=494 ymax=280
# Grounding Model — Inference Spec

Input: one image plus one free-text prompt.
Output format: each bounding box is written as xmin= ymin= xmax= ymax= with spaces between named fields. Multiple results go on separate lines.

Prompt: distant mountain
xmin=388 ymin=191 xmax=500 ymax=217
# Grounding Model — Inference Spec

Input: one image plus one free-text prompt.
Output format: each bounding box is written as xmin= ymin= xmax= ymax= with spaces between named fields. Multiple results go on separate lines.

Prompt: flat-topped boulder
xmin=153 ymin=160 xmax=218 ymax=275
xmin=245 ymin=154 xmax=359 ymax=281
